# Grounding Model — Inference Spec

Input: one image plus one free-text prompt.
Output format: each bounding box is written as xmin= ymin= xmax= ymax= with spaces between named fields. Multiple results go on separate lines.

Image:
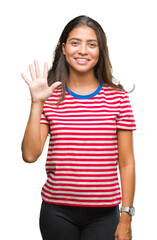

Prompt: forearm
xmin=119 ymin=160 xmax=135 ymax=221
xmin=22 ymin=102 xmax=44 ymax=163
xmin=120 ymin=161 xmax=135 ymax=206
xmin=115 ymin=161 xmax=135 ymax=239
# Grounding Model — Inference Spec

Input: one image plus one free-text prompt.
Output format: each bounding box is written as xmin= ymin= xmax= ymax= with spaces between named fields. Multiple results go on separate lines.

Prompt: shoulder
xmin=101 ymin=84 xmax=127 ymax=98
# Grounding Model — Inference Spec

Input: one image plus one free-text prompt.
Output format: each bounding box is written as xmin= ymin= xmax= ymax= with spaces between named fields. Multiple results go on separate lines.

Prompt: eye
xmin=89 ymin=43 xmax=97 ymax=48
xmin=71 ymin=41 xmax=79 ymax=46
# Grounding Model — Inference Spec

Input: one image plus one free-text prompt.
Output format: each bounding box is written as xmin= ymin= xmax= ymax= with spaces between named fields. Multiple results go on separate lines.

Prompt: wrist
xmin=31 ymin=101 xmax=44 ymax=108
xmin=120 ymin=206 xmax=135 ymax=217
xmin=120 ymin=212 xmax=132 ymax=222
xmin=30 ymin=101 xmax=44 ymax=115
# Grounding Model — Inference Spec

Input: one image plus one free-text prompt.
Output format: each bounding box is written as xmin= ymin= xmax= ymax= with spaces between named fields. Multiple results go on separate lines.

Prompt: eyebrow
xmin=69 ymin=38 xmax=98 ymax=42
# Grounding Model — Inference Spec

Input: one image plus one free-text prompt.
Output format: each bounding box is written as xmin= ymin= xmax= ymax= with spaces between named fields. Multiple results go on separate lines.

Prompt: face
xmin=62 ymin=25 xmax=99 ymax=74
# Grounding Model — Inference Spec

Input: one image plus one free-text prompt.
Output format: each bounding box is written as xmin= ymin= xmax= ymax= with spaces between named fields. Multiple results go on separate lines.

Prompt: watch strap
xmin=120 ymin=207 xmax=130 ymax=212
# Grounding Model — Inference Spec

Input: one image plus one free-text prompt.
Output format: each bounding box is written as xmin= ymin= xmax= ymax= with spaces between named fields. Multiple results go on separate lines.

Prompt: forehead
xmin=67 ymin=25 xmax=97 ymax=41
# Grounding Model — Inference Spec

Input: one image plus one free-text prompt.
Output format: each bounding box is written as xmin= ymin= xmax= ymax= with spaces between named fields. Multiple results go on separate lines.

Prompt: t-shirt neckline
xmin=66 ymin=83 xmax=103 ymax=99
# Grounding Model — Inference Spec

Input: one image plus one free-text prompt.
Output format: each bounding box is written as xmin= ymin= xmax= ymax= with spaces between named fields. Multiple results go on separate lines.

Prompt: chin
xmin=72 ymin=65 xmax=96 ymax=74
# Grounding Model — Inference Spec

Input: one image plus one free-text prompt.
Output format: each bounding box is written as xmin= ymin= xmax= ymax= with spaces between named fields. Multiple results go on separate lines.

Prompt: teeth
xmin=76 ymin=58 xmax=88 ymax=62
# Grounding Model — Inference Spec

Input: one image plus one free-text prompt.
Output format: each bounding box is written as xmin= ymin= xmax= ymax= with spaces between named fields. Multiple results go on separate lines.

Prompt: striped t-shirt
xmin=40 ymin=83 xmax=136 ymax=207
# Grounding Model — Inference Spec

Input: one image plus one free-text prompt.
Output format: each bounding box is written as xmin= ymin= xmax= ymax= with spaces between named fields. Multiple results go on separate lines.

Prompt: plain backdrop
xmin=0 ymin=0 xmax=157 ymax=239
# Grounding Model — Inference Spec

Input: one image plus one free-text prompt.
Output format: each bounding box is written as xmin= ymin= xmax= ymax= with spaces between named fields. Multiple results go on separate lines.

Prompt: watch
xmin=120 ymin=206 xmax=135 ymax=216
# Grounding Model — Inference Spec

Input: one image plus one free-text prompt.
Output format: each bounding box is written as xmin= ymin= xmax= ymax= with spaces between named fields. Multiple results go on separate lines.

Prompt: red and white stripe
xmin=40 ymin=85 xmax=136 ymax=207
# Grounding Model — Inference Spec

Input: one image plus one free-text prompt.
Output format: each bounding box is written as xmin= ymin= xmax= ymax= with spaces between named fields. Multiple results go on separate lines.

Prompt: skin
xmin=21 ymin=61 xmax=61 ymax=162
xmin=21 ymin=26 xmax=135 ymax=240
xmin=115 ymin=130 xmax=135 ymax=240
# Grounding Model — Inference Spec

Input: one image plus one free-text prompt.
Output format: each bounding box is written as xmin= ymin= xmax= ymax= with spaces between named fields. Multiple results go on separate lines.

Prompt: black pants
xmin=39 ymin=201 xmax=120 ymax=240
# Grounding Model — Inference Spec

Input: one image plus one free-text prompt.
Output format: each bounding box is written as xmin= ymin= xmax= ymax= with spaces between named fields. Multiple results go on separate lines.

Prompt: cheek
xmin=65 ymin=46 xmax=77 ymax=56
xmin=92 ymin=49 xmax=99 ymax=61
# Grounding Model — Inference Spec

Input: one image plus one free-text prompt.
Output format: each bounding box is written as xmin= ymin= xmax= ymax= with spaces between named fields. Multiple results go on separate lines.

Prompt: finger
xmin=34 ymin=60 xmax=41 ymax=78
xmin=50 ymin=81 xmax=62 ymax=91
xmin=21 ymin=73 xmax=30 ymax=85
xmin=43 ymin=62 xmax=48 ymax=79
xmin=29 ymin=64 xmax=36 ymax=80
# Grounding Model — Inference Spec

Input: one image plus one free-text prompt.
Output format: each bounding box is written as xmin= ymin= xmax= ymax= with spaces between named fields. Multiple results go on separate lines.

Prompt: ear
xmin=62 ymin=43 xmax=66 ymax=55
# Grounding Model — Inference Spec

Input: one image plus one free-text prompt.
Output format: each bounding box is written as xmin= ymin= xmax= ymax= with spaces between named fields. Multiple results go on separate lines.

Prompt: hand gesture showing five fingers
xmin=21 ymin=60 xmax=62 ymax=103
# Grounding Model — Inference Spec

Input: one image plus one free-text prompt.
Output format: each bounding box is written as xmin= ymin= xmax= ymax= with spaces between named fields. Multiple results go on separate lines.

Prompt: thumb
xmin=50 ymin=81 xmax=62 ymax=92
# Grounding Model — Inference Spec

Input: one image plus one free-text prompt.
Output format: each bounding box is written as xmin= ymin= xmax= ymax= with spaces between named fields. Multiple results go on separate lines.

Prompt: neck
xmin=68 ymin=69 xmax=99 ymax=90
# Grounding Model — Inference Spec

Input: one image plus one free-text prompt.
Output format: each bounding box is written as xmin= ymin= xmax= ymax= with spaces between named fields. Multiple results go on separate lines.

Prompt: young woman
xmin=21 ymin=15 xmax=136 ymax=240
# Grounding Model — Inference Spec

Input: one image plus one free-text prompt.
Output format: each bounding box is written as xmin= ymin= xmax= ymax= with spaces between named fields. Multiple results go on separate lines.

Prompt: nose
xmin=78 ymin=43 xmax=88 ymax=55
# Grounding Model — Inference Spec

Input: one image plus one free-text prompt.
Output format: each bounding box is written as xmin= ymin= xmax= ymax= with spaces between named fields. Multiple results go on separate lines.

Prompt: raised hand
xmin=21 ymin=60 xmax=62 ymax=103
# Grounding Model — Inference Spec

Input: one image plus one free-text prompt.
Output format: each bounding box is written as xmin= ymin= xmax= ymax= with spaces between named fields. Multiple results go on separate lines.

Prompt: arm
xmin=21 ymin=60 xmax=61 ymax=163
xmin=115 ymin=130 xmax=135 ymax=240
xmin=21 ymin=102 xmax=49 ymax=163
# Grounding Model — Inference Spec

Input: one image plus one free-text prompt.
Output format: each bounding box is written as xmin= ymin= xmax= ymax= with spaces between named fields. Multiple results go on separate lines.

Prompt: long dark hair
xmin=48 ymin=15 xmax=125 ymax=104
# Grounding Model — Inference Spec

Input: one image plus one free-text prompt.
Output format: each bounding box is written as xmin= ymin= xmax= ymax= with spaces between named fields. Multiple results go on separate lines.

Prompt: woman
xmin=21 ymin=15 xmax=136 ymax=240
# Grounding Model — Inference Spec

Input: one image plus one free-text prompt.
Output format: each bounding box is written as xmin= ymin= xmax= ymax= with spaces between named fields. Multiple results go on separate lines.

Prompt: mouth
xmin=74 ymin=58 xmax=90 ymax=64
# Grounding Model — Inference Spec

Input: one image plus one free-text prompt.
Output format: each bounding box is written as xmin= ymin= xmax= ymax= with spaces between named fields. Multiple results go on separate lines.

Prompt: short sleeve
xmin=40 ymin=109 xmax=49 ymax=125
xmin=116 ymin=93 xmax=136 ymax=130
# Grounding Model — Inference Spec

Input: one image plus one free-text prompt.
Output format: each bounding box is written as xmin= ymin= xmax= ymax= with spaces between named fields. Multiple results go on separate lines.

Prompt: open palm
xmin=21 ymin=60 xmax=61 ymax=103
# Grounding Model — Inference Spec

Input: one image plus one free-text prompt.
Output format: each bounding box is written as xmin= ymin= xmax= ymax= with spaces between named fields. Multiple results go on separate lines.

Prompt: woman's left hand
xmin=115 ymin=218 xmax=132 ymax=240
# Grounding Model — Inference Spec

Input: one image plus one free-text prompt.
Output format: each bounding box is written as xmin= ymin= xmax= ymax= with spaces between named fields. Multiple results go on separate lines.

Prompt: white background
xmin=0 ymin=0 xmax=157 ymax=239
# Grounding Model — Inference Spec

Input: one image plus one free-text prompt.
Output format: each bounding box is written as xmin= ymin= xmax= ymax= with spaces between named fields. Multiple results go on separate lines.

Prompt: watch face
xmin=130 ymin=207 xmax=135 ymax=216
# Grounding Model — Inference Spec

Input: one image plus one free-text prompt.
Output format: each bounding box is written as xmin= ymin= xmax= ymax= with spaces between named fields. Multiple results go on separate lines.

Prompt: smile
xmin=75 ymin=58 xmax=89 ymax=64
